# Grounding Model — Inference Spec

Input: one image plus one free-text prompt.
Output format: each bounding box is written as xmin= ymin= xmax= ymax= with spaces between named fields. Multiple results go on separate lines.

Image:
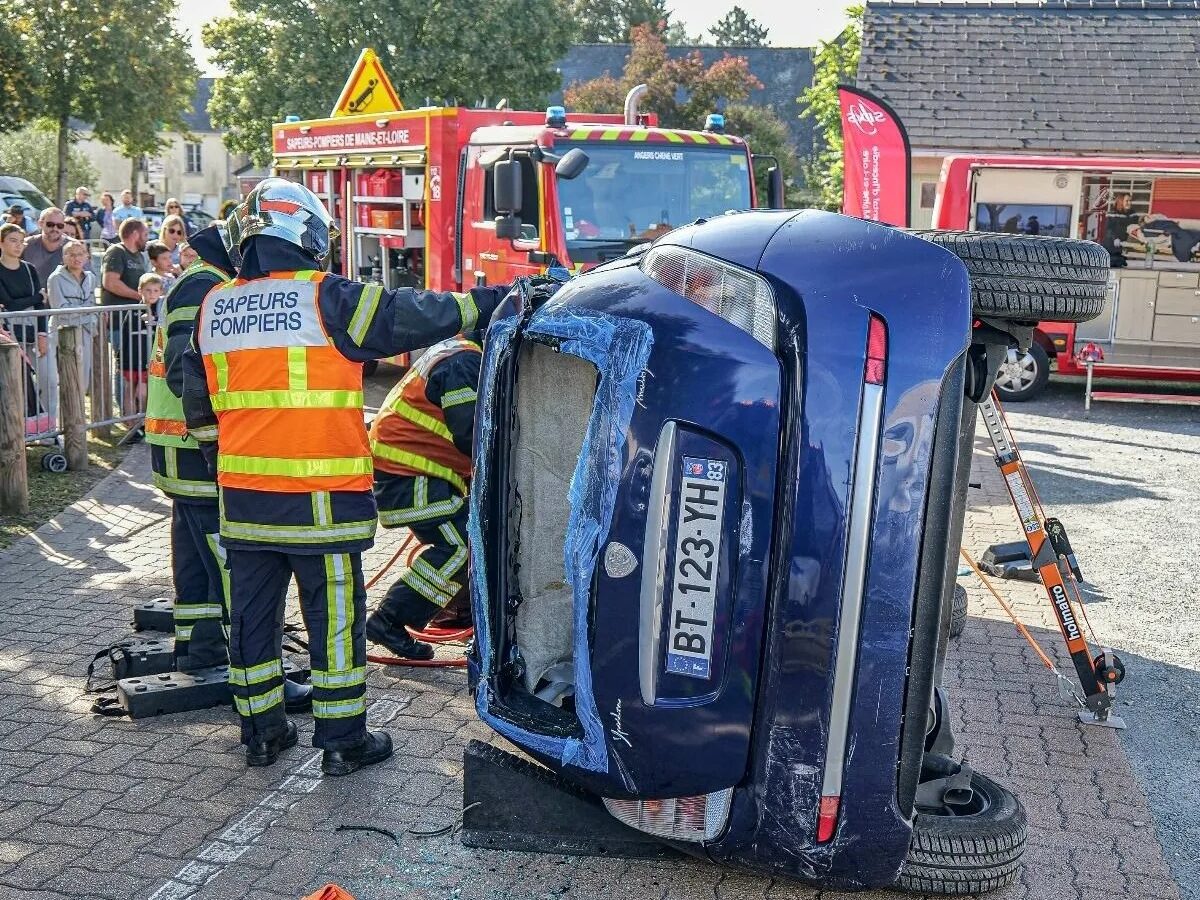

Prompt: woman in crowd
xmin=0 ymin=223 xmax=51 ymax=423
xmin=164 ymin=198 xmax=193 ymax=237
xmin=46 ymin=239 xmax=98 ymax=388
xmin=158 ymin=214 xmax=187 ymax=271
xmin=98 ymin=192 xmax=119 ymax=243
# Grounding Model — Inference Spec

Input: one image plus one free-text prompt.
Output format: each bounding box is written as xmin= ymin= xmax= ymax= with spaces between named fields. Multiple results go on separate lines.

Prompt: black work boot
xmin=322 ymin=730 xmax=394 ymax=777
xmin=245 ymin=719 xmax=298 ymax=767
xmin=284 ymin=678 xmax=313 ymax=713
xmin=366 ymin=611 xmax=434 ymax=660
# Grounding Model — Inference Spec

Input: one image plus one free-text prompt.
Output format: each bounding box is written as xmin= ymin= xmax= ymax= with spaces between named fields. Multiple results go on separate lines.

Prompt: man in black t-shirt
xmin=101 ymin=218 xmax=147 ymax=305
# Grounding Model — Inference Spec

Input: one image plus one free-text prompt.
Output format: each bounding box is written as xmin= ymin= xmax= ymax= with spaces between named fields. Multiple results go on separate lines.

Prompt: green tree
xmin=1 ymin=0 xmax=198 ymax=205
xmin=709 ymin=6 xmax=770 ymax=47
xmin=723 ymin=103 xmax=796 ymax=205
xmin=0 ymin=125 xmax=99 ymax=200
xmin=564 ymin=0 xmax=673 ymax=43
xmin=565 ymin=23 xmax=761 ymax=130
xmin=206 ymin=0 xmax=573 ymax=169
xmin=0 ymin=18 xmax=39 ymax=131
xmin=799 ymin=5 xmax=863 ymax=210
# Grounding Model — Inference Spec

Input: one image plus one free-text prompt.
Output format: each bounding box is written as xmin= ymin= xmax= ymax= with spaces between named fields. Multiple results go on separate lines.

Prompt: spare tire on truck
xmin=907 ymin=230 xmax=1109 ymax=323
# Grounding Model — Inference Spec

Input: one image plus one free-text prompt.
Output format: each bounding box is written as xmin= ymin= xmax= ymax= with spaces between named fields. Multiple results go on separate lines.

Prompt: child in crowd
xmin=118 ymin=272 xmax=163 ymax=418
xmin=147 ymin=241 xmax=178 ymax=294
xmin=178 ymin=242 xmax=198 ymax=270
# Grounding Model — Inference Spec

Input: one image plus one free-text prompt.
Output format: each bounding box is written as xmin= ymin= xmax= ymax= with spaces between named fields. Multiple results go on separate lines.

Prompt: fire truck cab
xmin=270 ymin=98 xmax=774 ymax=297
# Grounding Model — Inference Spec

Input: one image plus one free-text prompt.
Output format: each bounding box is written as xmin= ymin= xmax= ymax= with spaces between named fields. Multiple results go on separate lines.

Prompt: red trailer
xmin=934 ymin=154 xmax=1200 ymax=404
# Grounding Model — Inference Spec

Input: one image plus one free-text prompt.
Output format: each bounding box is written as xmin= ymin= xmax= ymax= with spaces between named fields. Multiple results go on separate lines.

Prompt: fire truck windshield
xmin=556 ymin=142 xmax=752 ymax=261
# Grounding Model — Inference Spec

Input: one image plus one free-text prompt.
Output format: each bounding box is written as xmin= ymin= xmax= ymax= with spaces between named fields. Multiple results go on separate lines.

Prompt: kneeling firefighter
xmin=365 ymin=332 xmax=481 ymax=660
xmin=144 ymin=223 xmax=312 ymax=709
xmin=182 ymin=178 xmax=510 ymax=775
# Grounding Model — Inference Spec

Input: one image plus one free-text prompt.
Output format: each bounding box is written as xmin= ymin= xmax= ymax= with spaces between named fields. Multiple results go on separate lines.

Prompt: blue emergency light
xmin=284 ymin=115 xmax=300 ymax=123
xmin=546 ymin=106 xmax=567 ymax=127
xmin=704 ymin=113 xmax=726 ymax=134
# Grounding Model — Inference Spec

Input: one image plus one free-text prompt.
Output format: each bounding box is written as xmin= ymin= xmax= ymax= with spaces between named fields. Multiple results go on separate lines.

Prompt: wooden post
xmin=0 ymin=341 xmax=29 ymax=515
xmin=91 ymin=324 xmax=111 ymax=439
xmin=57 ymin=325 xmax=87 ymax=471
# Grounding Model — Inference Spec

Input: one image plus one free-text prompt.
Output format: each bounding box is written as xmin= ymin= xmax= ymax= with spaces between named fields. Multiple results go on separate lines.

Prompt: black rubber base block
xmin=132 ymin=598 xmax=174 ymax=633
xmin=461 ymin=739 xmax=676 ymax=859
xmin=979 ymin=541 xmax=1040 ymax=583
xmin=111 ymin=638 xmax=175 ymax=679
xmin=117 ymin=659 xmax=310 ymax=719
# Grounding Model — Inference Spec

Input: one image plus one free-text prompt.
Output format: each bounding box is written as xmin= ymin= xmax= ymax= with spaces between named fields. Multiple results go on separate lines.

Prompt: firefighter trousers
xmin=227 ymin=548 xmax=367 ymax=751
xmin=171 ymin=502 xmax=229 ymax=671
xmin=376 ymin=506 xmax=470 ymax=633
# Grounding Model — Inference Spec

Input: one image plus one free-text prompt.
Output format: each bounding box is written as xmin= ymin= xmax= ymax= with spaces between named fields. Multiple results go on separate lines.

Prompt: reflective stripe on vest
xmin=367 ymin=336 xmax=479 ymax=493
xmin=197 ymin=270 xmax=372 ymax=495
xmin=145 ymin=264 xmax=230 ymax=451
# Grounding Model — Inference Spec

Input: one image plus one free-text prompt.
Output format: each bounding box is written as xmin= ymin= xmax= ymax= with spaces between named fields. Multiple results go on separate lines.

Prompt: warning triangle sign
xmin=331 ymin=48 xmax=404 ymax=118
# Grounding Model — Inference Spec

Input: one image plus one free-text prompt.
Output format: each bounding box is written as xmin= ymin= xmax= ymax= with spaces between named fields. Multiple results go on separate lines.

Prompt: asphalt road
xmin=1000 ymin=379 xmax=1200 ymax=900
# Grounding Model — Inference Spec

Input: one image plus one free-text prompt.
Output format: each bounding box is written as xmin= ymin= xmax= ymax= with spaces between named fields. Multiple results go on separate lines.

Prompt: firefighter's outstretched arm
xmin=182 ymin=337 xmax=219 ymax=470
xmin=426 ymin=351 xmax=482 ymax=457
xmin=318 ymin=275 xmax=509 ymax=362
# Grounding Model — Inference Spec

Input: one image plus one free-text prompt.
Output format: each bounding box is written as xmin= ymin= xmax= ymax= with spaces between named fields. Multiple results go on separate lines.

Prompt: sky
xmin=178 ymin=1 xmax=854 ymax=75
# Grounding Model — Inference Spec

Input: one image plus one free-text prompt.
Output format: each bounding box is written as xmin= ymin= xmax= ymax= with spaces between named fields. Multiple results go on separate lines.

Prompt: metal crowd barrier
xmin=0 ymin=303 xmax=151 ymax=446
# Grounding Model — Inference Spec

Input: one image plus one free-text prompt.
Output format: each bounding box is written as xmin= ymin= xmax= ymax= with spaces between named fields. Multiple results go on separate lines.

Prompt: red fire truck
xmin=934 ymin=154 xmax=1200 ymax=405
xmin=270 ymin=91 xmax=780 ymax=298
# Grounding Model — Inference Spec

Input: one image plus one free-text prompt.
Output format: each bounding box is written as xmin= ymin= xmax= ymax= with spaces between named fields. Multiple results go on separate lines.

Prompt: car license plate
xmin=665 ymin=456 xmax=728 ymax=680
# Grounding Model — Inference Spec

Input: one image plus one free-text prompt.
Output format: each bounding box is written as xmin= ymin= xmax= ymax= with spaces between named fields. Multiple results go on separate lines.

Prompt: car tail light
xmin=865 ymin=313 xmax=887 ymax=385
xmin=641 ymin=245 xmax=776 ymax=350
xmin=817 ymin=795 xmax=840 ymax=843
xmin=602 ymin=788 xmax=734 ymax=843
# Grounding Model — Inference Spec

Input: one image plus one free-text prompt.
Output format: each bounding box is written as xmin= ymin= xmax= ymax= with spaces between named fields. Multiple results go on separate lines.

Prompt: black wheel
xmin=41 ymin=452 xmax=68 ymax=473
xmin=1093 ymin=652 xmax=1126 ymax=686
xmin=362 ymin=360 xmax=379 ymax=377
xmin=907 ymin=230 xmax=1109 ymax=323
xmin=949 ymin=584 xmax=968 ymax=639
xmin=898 ymin=754 xmax=1026 ymax=895
xmin=994 ymin=342 xmax=1051 ymax=402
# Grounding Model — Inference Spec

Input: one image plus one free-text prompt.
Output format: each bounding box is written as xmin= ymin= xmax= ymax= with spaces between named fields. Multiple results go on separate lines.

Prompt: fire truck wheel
xmin=993 ymin=343 xmax=1051 ymax=402
xmin=907 ymin=230 xmax=1109 ymax=323
xmin=899 ymin=753 xmax=1027 ymax=896
xmin=949 ymin=584 xmax=968 ymax=639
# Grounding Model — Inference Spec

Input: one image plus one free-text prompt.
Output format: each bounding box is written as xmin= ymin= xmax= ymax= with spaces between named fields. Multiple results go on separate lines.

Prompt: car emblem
xmin=603 ymin=542 xmax=638 ymax=579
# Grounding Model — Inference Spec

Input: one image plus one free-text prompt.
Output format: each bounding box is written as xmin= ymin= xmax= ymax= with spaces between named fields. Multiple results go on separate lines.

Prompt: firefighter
xmin=365 ymin=332 xmax=481 ymax=660
xmin=144 ymin=222 xmax=313 ymax=710
xmin=181 ymin=178 xmax=510 ymax=775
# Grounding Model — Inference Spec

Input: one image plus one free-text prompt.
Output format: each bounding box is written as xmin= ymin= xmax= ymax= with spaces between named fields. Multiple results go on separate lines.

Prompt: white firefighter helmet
xmin=230 ymin=177 xmax=339 ymax=265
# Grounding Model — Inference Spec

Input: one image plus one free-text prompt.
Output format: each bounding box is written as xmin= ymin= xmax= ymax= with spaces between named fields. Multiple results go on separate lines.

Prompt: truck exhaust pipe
xmin=624 ymin=84 xmax=648 ymax=126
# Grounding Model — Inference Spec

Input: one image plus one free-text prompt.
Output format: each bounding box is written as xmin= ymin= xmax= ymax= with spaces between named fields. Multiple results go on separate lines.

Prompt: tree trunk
xmin=56 ymin=116 xmax=70 ymax=208
xmin=56 ymin=326 xmax=87 ymax=471
xmin=0 ymin=341 xmax=29 ymax=515
xmin=130 ymin=155 xmax=140 ymax=200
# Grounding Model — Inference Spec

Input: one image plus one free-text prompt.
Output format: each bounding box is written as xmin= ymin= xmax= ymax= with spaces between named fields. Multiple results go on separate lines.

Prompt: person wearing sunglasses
xmin=21 ymin=207 xmax=67 ymax=291
xmin=164 ymin=198 xmax=194 ymax=236
xmin=158 ymin=213 xmax=188 ymax=272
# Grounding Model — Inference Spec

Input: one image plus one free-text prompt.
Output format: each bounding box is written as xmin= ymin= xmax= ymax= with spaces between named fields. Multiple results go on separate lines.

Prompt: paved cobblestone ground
xmin=0 ymin=387 xmax=1185 ymax=899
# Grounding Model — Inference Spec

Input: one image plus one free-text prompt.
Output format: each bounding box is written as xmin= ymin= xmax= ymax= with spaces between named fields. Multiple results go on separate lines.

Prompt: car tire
xmin=993 ymin=342 xmax=1051 ymax=402
xmin=897 ymin=753 xmax=1026 ymax=896
xmin=907 ymin=230 xmax=1109 ymax=323
xmin=949 ymin=584 xmax=968 ymax=639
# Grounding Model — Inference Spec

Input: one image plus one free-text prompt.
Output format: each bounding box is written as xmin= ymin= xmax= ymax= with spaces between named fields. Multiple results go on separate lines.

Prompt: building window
xmin=920 ymin=182 xmax=937 ymax=209
xmin=185 ymin=142 xmax=202 ymax=174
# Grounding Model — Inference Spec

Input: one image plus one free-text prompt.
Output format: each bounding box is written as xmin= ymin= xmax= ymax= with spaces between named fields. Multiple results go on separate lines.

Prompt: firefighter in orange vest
xmin=181 ymin=178 xmax=509 ymax=775
xmin=365 ymin=333 xmax=481 ymax=660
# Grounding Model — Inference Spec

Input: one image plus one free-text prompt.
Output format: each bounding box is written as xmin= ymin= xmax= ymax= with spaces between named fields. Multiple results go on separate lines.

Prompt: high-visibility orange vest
xmin=196 ymin=269 xmax=372 ymax=494
xmin=369 ymin=336 xmax=480 ymax=494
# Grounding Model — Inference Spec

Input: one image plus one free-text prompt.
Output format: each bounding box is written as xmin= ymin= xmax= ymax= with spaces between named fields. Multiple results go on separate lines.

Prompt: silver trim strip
xmin=820 ymin=382 xmax=885 ymax=799
xmin=639 ymin=421 xmax=677 ymax=705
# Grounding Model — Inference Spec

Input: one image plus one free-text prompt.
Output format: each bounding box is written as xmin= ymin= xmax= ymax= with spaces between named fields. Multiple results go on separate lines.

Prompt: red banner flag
xmin=838 ymin=86 xmax=911 ymax=227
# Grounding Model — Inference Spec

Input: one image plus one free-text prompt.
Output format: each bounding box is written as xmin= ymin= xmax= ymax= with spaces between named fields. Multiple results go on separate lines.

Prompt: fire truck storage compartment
xmin=351 ymin=164 xmax=427 ymax=290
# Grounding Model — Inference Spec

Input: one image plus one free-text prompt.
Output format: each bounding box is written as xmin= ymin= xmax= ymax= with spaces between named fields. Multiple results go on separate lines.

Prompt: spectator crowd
xmin=0 ymin=187 xmax=205 ymax=436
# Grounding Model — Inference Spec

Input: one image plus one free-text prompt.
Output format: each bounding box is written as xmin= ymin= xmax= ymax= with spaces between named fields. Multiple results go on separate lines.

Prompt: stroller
xmin=0 ymin=326 xmax=67 ymax=472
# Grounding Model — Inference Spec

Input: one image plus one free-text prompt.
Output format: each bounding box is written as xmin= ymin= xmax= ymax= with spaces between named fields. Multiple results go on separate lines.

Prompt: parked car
xmin=0 ymin=174 xmax=52 ymax=232
xmin=466 ymin=211 xmax=1107 ymax=892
